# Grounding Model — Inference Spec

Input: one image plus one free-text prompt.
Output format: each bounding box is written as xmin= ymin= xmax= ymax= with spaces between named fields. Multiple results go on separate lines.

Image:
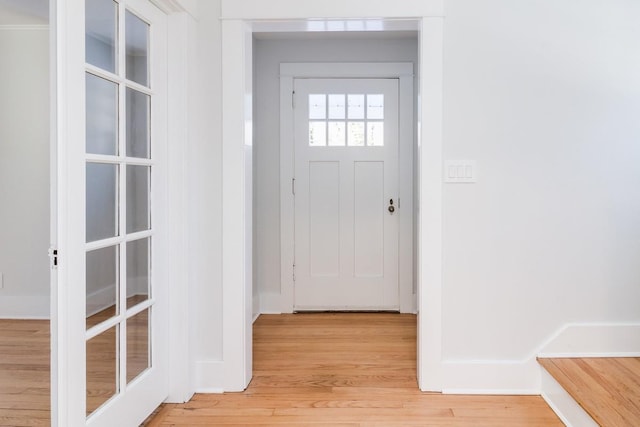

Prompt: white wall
xmin=189 ymin=0 xmax=640 ymax=393
xmin=0 ymin=26 xmax=50 ymax=318
xmin=440 ymin=0 xmax=640 ymax=389
xmin=253 ymin=36 xmax=419 ymax=312
xmin=189 ymin=0 xmax=224 ymax=365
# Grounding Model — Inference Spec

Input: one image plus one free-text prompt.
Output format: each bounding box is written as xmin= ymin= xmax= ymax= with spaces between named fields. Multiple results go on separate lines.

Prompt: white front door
xmin=53 ymin=0 xmax=168 ymax=425
xmin=293 ymin=78 xmax=400 ymax=310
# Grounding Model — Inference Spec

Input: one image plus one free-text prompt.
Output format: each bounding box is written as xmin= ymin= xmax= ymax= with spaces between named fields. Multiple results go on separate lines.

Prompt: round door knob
xmin=388 ymin=205 xmax=395 ymax=213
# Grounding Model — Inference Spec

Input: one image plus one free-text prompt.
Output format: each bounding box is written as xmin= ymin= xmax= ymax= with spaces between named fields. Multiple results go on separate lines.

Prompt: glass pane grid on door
xmin=308 ymin=93 xmax=385 ymax=147
xmin=85 ymin=0 xmax=153 ymax=418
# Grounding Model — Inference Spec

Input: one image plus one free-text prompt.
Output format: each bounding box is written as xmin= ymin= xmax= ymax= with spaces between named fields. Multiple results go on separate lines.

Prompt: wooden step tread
xmin=538 ymin=357 xmax=640 ymax=427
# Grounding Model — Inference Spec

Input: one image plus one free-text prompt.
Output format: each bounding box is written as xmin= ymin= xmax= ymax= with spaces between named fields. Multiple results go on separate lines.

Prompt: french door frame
xmin=51 ymin=0 xmax=193 ymax=425
xmin=220 ymin=0 xmax=444 ymax=392
xmin=279 ymin=63 xmax=415 ymax=314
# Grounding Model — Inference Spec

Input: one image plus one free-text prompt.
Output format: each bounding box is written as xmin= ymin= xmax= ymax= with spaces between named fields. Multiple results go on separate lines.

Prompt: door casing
xmin=220 ymin=4 xmax=444 ymax=393
xmin=280 ymin=63 xmax=415 ymax=314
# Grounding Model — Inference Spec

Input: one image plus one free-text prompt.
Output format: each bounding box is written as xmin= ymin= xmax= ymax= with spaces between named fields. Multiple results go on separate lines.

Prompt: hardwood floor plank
xmin=150 ymin=313 xmax=562 ymax=426
xmin=539 ymin=356 xmax=640 ymax=427
xmin=0 ymin=320 xmax=50 ymax=426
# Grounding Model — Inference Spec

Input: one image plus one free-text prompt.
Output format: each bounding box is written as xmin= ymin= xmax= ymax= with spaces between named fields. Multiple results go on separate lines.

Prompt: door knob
xmin=388 ymin=199 xmax=395 ymax=214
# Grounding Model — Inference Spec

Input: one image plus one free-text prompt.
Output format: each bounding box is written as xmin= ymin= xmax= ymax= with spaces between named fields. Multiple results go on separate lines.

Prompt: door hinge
xmin=48 ymin=247 xmax=58 ymax=269
xmin=292 ymin=90 xmax=296 ymax=109
xmin=292 ymin=177 xmax=296 ymax=195
xmin=293 ymin=264 xmax=296 ymax=281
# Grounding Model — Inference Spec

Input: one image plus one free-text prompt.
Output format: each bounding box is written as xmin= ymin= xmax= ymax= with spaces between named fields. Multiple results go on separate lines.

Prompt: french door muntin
xmin=80 ymin=0 xmax=167 ymax=424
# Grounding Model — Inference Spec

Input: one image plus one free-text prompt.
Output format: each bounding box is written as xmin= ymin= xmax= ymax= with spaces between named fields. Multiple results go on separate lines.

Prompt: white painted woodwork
xmin=221 ymin=18 xmax=253 ymax=392
xmin=417 ymin=17 xmax=443 ymax=392
xmin=278 ymin=62 xmax=415 ymax=314
xmin=221 ymin=5 xmax=443 ymax=392
xmin=293 ymin=78 xmax=399 ymax=311
xmin=165 ymin=8 xmax=195 ymax=404
xmin=540 ymin=368 xmax=599 ymax=427
xmin=221 ymin=0 xmax=444 ymax=20
xmin=53 ymin=1 xmax=170 ymax=425
xmin=537 ymin=323 xmax=640 ymax=358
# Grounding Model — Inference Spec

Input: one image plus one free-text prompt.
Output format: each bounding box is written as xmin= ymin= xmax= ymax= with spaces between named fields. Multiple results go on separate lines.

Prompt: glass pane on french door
xmin=85 ymin=0 xmax=154 ymax=419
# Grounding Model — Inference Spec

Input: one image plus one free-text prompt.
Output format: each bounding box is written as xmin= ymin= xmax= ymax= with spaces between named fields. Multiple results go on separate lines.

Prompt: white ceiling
xmin=0 ymin=0 xmax=48 ymax=25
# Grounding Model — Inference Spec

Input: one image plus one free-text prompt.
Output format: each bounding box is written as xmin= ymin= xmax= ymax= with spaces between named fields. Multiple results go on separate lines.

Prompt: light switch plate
xmin=445 ymin=160 xmax=477 ymax=183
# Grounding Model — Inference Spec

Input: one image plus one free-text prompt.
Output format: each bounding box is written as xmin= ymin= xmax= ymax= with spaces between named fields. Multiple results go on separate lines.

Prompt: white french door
xmin=53 ymin=0 xmax=168 ymax=425
xmin=293 ymin=78 xmax=400 ymax=310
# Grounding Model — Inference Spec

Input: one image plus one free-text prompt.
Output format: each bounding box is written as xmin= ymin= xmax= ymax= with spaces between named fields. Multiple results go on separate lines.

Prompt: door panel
xmin=54 ymin=0 xmax=168 ymax=425
xmin=354 ymin=161 xmax=384 ymax=278
xmin=294 ymin=78 xmax=399 ymax=311
xmin=308 ymin=161 xmax=341 ymax=277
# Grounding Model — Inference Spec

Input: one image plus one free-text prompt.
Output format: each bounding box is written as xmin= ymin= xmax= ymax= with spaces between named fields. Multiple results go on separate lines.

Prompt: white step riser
xmin=540 ymin=368 xmax=598 ymax=427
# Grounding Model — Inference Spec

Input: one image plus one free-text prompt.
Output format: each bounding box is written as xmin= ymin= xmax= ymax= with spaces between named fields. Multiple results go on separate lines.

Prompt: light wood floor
xmin=0 ymin=298 xmax=149 ymax=426
xmin=149 ymin=313 xmax=562 ymax=426
xmin=0 ymin=319 xmax=50 ymax=427
xmin=539 ymin=357 xmax=640 ymax=426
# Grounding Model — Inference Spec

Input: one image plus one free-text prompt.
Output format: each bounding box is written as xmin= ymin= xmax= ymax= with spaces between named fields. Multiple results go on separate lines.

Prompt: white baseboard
xmin=538 ymin=323 xmax=640 ymax=358
xmin=540 ymin=368 xmax=598 ymax=427
xmin=0 ymin=295 xmax=49 ymax=319
xmin=441 ymin=358 xmax=540 ymax=394
xmin=253 ymin=292 xmax=261 ymax=320
xmin=86 ymin=285 xmax=117 ymax=317
xmin=194 ymin=360 xmax=225 ymax=393
xmin=260 ymin=291 xmax=283 ymax=314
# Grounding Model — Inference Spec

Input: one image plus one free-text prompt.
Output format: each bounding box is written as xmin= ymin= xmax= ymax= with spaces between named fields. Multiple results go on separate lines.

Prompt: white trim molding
xmin=221 ymin=0 xmax=444 ymax=20
xmin=221 ymin=19 xmax=253 ymax=392
xmin=417 ymin=16 xmax=444 ymax=392
xmin=541 ymin=368 xmax=598 ymax=427
xmin=194 ymin=360 xmax=225 ymax=394
xmin=0 ymin=25 xmax=49 ymax=30
xmin=441 ymin=358 xmax=540 ymax=395
xmin=221 ymin=5 xmax=445 ymax=394
xmin=537 ymin=323 xmax=640 ymax=358
xmin=0 ymin=296 xmax=50 ymax=319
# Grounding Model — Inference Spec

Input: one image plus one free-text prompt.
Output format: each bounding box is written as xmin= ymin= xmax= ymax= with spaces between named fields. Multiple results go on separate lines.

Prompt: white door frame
xmin=221 ymin=0 xmax=444 ymax=392
xmin=279 ymin=63 xmax=415 ymax=314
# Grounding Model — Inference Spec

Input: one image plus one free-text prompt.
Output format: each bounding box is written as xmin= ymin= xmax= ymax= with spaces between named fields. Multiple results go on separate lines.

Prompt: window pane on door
xmin=348 ymin=122 xmax=365 ymax=147
xmin=347 ymin=94 xmax=364 ymax=119
xmin=125 ymin=11 xmax=150 ymax=87
xmin=86 ymin=325 xmax=119 ymax=416
xmin=328 ymin=94 xmax=345 ymax=119
xmin=309 ymin=122 xmax=326 ymax=147
xmin=367 ymin=122 xmax=384 ymax=147
xmin=309 ymin=94 xmax=326 ymax=120
xmin=328 ymin=122 xmax=346 ymax=146
xmin=86 ymin=245 xmax=119 ymax=329
xmin=126 ymin=88 xmax=150 ymax=158
xmin=85 ymin=0 xmax=118 ymax=73
xmin=127 ymin=308 xmax=150 ymax=383
xmin=366 ymin=94 xmax=384 ymax=120
xmin=126 ymin=238 xmax=150 ymax=309
xmin=126 ymin=165 xmax=150 ymax=233
xmin=86 ymin=73 xmax=118 ymax=156
xmin=86 ymin=163 xmax=118 ymax=242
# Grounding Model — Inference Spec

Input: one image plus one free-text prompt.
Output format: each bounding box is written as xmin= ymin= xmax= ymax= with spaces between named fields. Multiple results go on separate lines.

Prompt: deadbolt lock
xmin=388 ymin=199 xmax=395 ymax=214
